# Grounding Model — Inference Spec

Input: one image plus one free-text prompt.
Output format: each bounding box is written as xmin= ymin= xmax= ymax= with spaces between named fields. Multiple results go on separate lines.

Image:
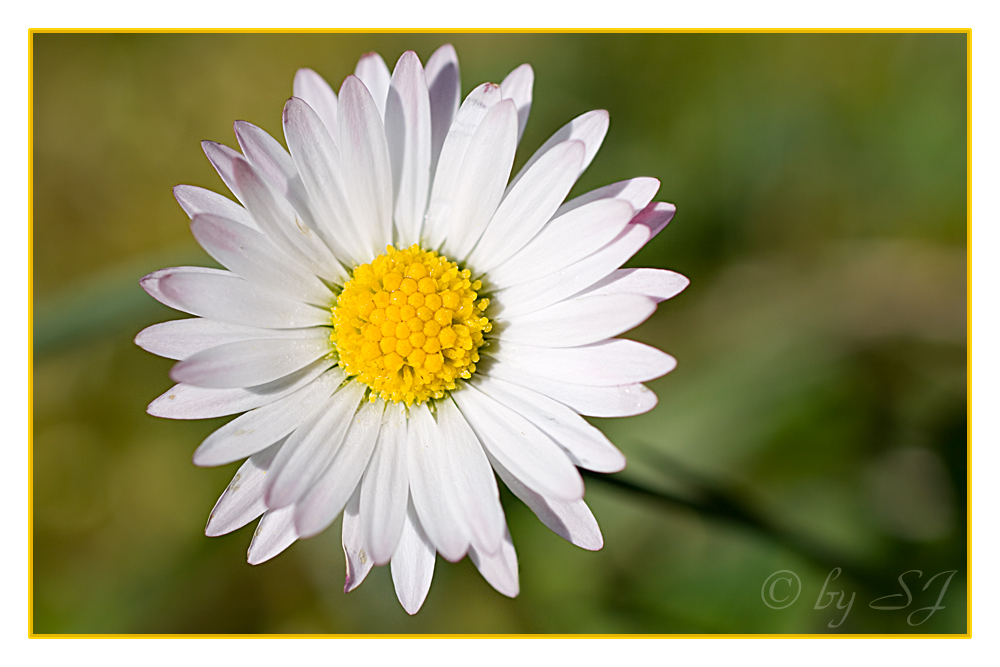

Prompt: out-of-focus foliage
xmin=31 ymin=33 xmax=967 ymax=634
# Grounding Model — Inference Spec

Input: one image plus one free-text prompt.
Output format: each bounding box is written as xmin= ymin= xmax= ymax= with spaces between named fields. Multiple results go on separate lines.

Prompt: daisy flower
xmin=136 ymin=45 xmax=688 ymax=614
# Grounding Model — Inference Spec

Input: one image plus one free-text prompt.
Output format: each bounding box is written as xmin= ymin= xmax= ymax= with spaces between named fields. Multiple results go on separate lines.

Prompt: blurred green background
xmin=31 ymin=32 xmax=967 ymax=634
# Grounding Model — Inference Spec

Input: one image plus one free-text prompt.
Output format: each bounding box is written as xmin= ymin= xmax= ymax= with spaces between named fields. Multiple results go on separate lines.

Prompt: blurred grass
xmin=31 ymin=33 xmax=967 ymax=634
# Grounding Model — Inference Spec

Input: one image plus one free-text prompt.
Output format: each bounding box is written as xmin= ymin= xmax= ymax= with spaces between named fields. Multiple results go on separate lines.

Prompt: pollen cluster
xmin=332 ymin=244 xmax=492 ymax=404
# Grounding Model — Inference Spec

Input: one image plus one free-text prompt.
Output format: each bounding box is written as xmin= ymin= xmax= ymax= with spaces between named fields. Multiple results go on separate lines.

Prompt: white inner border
xmin=7 ymin=1 xmax=998 ymax=663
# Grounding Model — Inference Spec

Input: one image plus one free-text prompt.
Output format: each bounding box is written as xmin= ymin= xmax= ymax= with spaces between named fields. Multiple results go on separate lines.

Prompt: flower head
xmin=136 ymin=45 xmax=688 ymax=614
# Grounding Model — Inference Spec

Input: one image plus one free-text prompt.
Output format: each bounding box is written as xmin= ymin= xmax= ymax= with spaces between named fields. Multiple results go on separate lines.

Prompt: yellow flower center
xmin=331 ymin=244 xmax=491 ymax=405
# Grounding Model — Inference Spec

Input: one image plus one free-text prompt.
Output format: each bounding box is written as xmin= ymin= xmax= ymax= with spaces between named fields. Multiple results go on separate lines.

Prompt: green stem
xmin=582 ymin=466 xmax=882 ymax=590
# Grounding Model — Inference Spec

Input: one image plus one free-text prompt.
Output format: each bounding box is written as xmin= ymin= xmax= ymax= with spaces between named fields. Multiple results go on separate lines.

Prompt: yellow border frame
xmin=27 ymin=28 xmax=973 ymax=639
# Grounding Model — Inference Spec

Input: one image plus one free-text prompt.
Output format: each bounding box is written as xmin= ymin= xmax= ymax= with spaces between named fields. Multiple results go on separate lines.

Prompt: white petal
xmin=485 ymin=360 xmax=658 ymax=417
xmin=452 ymin=384 xmax=583 ymax=502
xmin=489 ymin=227 xmax=649 ymax=320
xmin=339 ymin=75 xmax=394 ymax=256
xmin=467 ymin=139 xmax=585 ymax=272
xmin=487 ymin=338 xmax=675 ymax=386
xmin=233 ymin=121 xmax=300 ymax=203
xmin=233 ymin=124 xmax=328 ymax=253
xmin=190 ymin=213 xmax=333 ymax=307
xmin=206 ymin=132 xmax=321 ymax=248
xmin=265 ymin=380 xmax=366 ymax=509
xmin=440 ymin=100 xmax=519 ymax=260
xmin=295 ymin=399 xmax=385 ymax=538
xmin=486 ymin=198 xmax=634 ymax=289
xmin=201 ymin=140 xmax=245 ymax=202
xmin=406 ymin=404 xmax=470 ymax=561
xmin=469 ymin=526 xmax=519 ymax=597
xmin=342 ymin=485 xmax=373 ymax=592
xmin=385 ymin=51 xmax=432 ymax=247
xmin=501 ymin=64 xmax=533 ymax=144
xmin=139 ymin=265 xmax=217 ymax=312
xmin=232 ymin=158 xmax=346 ymax=284
xmin=390 ymin=500 xmax=436 ymax=615
xmin=293 ymin=68 xmax=339 ymax=143
xmin=136 ymin=318 xmax=320 ymax=362
xmin=496 ymin=294 xmax=656 ymax=348
xmin=555 ymin=177 xmax=661 ymax=218
xmin=506 ymin=109 xmax=609 ymax=194
xmin=205 ymin=441 xmax=282 ymax=536
xmin=573 ymin=267 xmax=690 ymax=302
xmin=283 ymin=97 xmax=369 ymax=265
xmin=424 ymin=82 xmax=503 ymax=248
xmin=170 ymin=335 xmax=331 ymax=389
xmin=633 ymin=201 xmax=677 ymax=235
xmin=473 ymin=376 xmax=625 ymax=473
xmin=493 ymin=202 xmax=675 ymax=318
xmin=143 ymin=267 xmax=331 ymax=328
xmin=193 ymin=368 xmax=343 ymax=467
xmin=173 ymin=184 xmax=258 ymax=231
xmin=247 ymin=506 xmax=298 ymax=565
xmin=353 ymin=52 xmax=391 ymax=119
xmin=436 ymin=399 xmax=506 ymax=555
xmin=360 ymin=402 xmax=409 ymax=565
xmin=488 ymin=454 xmax=604 ymax=551
xmin=424 ymin=44 xmax=460 ymax=179
xmin=147 ymin=358 xmax=333 ymax=420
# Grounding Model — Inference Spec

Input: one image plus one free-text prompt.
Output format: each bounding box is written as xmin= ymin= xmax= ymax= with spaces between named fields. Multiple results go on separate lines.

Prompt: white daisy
xmin=136 ymin=45 xmax=688 ymax=614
